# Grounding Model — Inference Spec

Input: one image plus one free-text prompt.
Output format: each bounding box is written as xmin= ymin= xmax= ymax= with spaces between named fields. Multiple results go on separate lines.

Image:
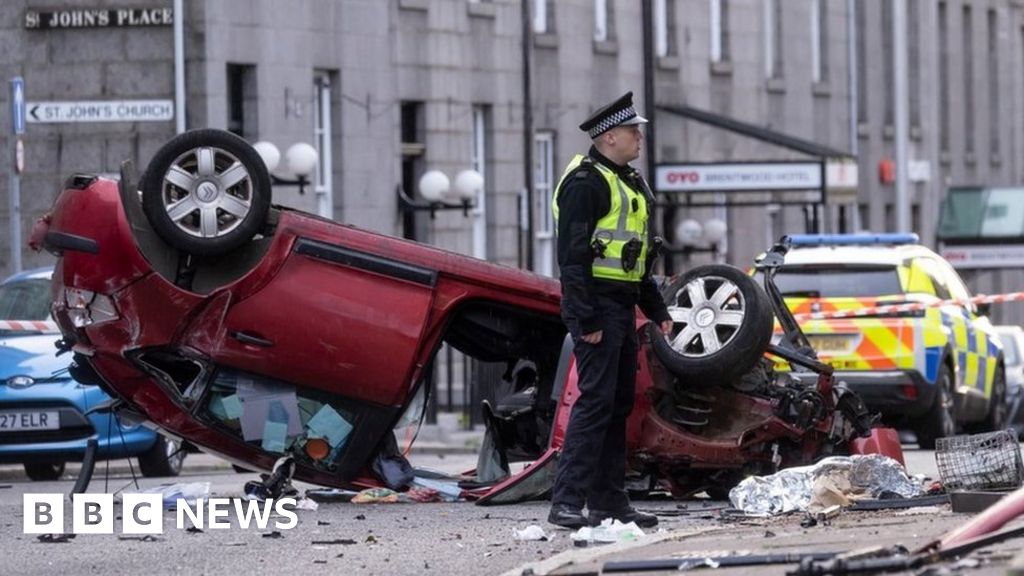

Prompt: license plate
xmin=0 ymin=411 xmax=59 ymax=431
xmin=807 ymin=335 xmax=856 ymax=354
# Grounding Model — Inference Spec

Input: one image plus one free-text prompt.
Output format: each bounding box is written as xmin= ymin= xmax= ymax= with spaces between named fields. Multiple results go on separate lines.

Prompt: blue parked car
xmin=0 ymin=267 xmax=184 ymax=481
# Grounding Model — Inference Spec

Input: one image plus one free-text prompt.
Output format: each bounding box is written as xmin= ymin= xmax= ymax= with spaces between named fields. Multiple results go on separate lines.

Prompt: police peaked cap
xmin=579 ymin=91 xmax=648 ymax=138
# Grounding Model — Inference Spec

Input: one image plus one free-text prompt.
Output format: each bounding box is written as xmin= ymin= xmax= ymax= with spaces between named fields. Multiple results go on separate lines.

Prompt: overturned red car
xmin=34 ymin=129 xmax=889 ymax=501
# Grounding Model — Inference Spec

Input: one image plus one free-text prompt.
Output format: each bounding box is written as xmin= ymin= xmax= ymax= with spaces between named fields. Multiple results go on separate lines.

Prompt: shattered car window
xmin=202 ymin=367 xmax=357 ymax=471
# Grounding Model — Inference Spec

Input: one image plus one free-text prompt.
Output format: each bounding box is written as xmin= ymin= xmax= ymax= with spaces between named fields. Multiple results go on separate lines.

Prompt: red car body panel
xmin=41 ymin=173 xmax=900 ymax=496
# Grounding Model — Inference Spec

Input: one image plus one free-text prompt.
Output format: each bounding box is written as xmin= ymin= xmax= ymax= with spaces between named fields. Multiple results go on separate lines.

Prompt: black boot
xmin=547 ymin=504 xmax=588 ymax=529
xmin=589 ymin=507 xmax=658 ymax=528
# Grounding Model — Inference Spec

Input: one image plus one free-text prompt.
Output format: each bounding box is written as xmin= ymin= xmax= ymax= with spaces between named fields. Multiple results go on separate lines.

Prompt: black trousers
xmin=551 ymin=295 xmax=637 ymax=512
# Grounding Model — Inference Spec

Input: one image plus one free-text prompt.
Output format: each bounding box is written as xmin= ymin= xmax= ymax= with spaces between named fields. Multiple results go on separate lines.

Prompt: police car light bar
xmin=784 ymin=233 xmax=920 ymax=247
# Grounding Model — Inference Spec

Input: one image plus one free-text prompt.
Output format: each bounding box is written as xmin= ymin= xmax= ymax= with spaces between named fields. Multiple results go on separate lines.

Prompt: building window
xmin=594 ymin=0 xmax=614 ymax=42
xmin=472 ymin=105 xmax=490 ymax=261
xmin=988 ymin=8 xmax=1000 ymax=158
xmin=400 ymin=101 xmax=424 ymax=241
xmin=764 ymin=0 xmax=783 ymax=78
xmin=963 ymin=4 xmax=974 ymax=155
xmin=313 ymin=71 xmax=336 ymax=219
xmin=226 ymin=64 xmax=257 ymax=139
xmin=882 ymin=0 xmax=893 ymax=127
xmin=908 ymin=0 xmax=921 ymax=130
xmin=655 ymin=0 xmax=678 ymax=58
xmin=810 ymin=0 xmax=827 ymax=83
xmin=939 ymin=2 xmax=950 ymax=152
xmin=534 ymin=131 xmax=555 ymax=277
xmin=856 ymin=0 xmax=868 ymax=124
xmin=710 ymin=0 xmax=729 ymax=63
xmin=533 ymin=0 xmax=554 ymax=33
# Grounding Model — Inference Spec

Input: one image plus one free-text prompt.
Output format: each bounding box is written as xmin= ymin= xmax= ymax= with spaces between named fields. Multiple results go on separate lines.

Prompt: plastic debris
xmin=140 ymin=481 xmax=211 ymax=509
xmin=294 ymin=498 xmax=319 ymax=511
xmin=244 ymin=457 xmax=298 ymax=502
xmin=351 ymin=487 xmax=402 ymax=504
xmin=405 ymin=487 xmax=442 ymax=503
xmin=729 ymin=454 xmax=923 ymax=515
xmin=305 ymin=488 xmax=359 ymax=503
xmin=512 ymin=525 xmax=553 ymax=541
xmin=411 ymin=476 xmax=462 ymax=501
xmin=37 ymin=533 xmax=76 ymax=543
xmin=570 ymin=519 xmax=645 ymax=546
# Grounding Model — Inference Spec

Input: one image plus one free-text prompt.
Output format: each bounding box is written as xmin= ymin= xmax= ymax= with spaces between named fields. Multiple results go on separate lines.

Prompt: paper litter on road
xmin=570 ymin=518 xmax=645 ymax=545
xmin=512 ymin=525 xmax=553 ymax=541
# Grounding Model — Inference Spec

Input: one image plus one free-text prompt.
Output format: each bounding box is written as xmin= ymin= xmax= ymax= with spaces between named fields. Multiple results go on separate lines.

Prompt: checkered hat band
xmin=588 ymin=106 xmax=637 ymax=138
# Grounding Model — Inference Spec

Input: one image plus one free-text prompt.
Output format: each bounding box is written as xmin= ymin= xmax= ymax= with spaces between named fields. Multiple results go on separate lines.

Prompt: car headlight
xmin=64 ymin=288 xmax=119 ymax=327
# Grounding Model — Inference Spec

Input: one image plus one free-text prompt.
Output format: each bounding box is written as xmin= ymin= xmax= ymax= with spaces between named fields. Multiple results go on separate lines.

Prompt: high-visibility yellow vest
xmin=552 ymin=154 xmax=649 ymax=282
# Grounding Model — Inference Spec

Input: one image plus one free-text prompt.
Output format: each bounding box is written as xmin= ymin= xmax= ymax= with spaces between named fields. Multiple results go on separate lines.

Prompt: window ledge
xmin=467 ymin=2 xmax=496 ymax=18
xmin=710 ymin=60 xmax=733 ymax=76
xmin=534 ymin=32 xmax=558 ymax=49
xmin=882 ymin=124 xmax=894 ymax=140
xmin=812 ymin=81 xmax=831 ymax=97
xmin=965 ymin=152 xmax=977 ymax=166
xmin=765 ymin=77 xmax=786 ymax=94
xmin=593 ymin=39 xmax=619 ymax=55
xmin=939 ymin=150 xmax=951 ymax=165
xmin=857 ymin=122 xmax=870 ymax=139
xmin=657 ymin=55 xmax=680 ymax=70
xmin=992 ymin=153 xmax=1003 ymax=167
xmin=910 ymin=125 xmax=922 ymax=140
xmin=398 ymin=0 xmax=428 ymax=11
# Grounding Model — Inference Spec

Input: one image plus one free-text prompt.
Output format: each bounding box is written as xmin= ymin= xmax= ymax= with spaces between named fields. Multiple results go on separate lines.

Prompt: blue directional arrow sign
xmin=10 ymin=77 xmax=25 ymax=135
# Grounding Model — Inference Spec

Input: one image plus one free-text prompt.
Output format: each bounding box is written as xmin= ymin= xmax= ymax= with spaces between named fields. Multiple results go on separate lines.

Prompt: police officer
xmin=548 ymin=92 xmax=672 ymax=529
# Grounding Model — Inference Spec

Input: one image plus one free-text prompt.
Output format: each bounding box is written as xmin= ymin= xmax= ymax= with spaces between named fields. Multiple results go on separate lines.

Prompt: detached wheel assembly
xmin=649 ymin=264 xmax=773 ymax=383
xmin=141 ymin=129 xmax=272 ymax=257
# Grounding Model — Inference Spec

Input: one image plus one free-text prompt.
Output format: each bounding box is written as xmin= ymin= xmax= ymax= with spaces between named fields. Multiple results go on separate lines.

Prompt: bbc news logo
xmin=24 ymin=494 xmax=298 ymax=534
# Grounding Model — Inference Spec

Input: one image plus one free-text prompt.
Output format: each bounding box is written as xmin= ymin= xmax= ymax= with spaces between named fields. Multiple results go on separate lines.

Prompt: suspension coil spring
xmin=672 ymin=388 xmax=714 ymax=429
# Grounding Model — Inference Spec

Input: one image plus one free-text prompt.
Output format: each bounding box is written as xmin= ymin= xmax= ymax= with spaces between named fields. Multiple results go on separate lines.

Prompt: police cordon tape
xmin=792 ymin=291 xmax=1024 ymax=322
xmin=0 ymin=320 xmax=59 ymax=333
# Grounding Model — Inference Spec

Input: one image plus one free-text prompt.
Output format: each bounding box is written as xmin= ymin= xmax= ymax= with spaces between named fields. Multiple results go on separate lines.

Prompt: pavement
xmin=0 ymin=422 xmax=484 ymax=482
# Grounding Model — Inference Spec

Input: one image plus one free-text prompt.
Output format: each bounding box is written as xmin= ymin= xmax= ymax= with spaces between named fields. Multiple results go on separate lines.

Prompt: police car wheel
xmin=649 ymin=264 xmax=773 ymax=384
xmin=141 ymin=129 xmax=272 ymax=257
xmin=915 ymin=363 xmax=956 ymax=449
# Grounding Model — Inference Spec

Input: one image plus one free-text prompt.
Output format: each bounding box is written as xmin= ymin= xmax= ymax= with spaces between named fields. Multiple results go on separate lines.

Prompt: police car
xmin=774 ymin=234 xmax=1006 ymax=448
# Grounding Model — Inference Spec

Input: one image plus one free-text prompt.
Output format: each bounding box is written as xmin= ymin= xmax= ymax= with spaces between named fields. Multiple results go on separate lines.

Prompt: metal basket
xmin=935 ymin=430 xmax=1024 ymax=492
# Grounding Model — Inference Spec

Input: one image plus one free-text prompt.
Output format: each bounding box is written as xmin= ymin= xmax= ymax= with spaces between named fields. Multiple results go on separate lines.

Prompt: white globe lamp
xmin=285 ymin=143 xmax=318 ymax=178
xmin=451 ymin=169 xmax=484 ymax=202
xmin=676 ymin=219 xmax=703 ymax=247
xmin=418 ymin=170 xmax=450 ymax=203
xmin=252 ymin=141 xmax=281 ymax=174
xmin=703 ymin=218 xmax=728 ymax=245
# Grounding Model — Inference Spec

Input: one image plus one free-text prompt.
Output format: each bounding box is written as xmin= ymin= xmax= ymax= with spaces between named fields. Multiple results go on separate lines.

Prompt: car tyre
xmin=138 ymin=435 xmax=185 ymax=478
xmin=141 ymin=129 xmax=272 ymax=257
xmin=24 ymin=462 xmax=65 ymax=481
xmin=648 ymin=264 xmax=774 ymax=383
xmin=914 ymin=363 xmax=956 ymax=449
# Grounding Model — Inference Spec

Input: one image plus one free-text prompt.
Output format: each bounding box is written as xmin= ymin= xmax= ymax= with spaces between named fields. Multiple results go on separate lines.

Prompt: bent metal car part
xmin=33 ymin=129 xmax=888 ymax=498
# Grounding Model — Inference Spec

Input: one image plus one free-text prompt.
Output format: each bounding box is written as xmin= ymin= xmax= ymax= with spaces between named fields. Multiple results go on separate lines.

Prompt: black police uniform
xmin=549 ymin=93 xmax=671 ymax=529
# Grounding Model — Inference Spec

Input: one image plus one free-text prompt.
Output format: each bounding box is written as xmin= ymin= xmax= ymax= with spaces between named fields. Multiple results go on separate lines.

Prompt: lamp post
xmin=397 ymin=168 xmax=482 ymax=220
xmin=663 ymin=217 xmax=728 ymax=267
xmin=253 ymin=141 xmax=322 ymax=212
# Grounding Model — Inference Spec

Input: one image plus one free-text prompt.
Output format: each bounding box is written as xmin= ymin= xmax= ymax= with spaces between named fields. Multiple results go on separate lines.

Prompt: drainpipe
xmin=174 ymin=0 xmax=185 ymax=134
